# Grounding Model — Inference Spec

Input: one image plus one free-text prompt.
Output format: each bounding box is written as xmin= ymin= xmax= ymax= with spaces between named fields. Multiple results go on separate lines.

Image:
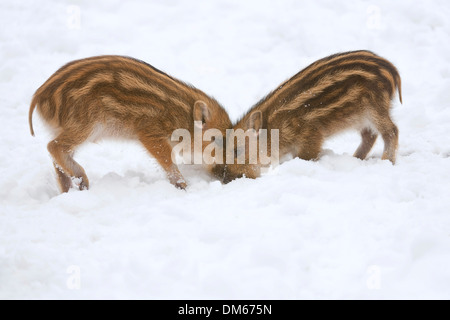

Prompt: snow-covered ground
xmin=1 ymin=0 xmax=450 ymax=299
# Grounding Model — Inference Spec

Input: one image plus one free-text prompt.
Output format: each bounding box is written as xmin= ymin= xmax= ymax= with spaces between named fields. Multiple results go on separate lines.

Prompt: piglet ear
xmin=193 ymin=100 xmax=211 ymax=129
xmin=246 ymin=110 xmax=263 ymax=134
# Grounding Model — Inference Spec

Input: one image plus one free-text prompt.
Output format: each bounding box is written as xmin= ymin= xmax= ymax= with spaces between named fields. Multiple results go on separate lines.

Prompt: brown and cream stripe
xmin=250 ymin=50 xmax=402 ymax=120
xmin=29 ymin=55 xmax=222 ymax=136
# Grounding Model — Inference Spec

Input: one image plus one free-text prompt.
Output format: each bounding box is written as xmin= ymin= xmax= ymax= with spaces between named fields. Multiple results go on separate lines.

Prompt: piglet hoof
xmin=73 ymin=177 xmax=89 ymax=191
xmin=175 ymin=180 xmax=187 ymax=190
xmin=169 ymin=173 xmax=187 ymax=190
xmin=381 ymin=154 xmax=396 ymax=165
xmin=79 ymin=181 xmax=89 ymax=191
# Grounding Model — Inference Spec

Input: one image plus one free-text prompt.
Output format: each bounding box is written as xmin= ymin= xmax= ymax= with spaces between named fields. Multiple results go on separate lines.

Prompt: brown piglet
xmin=29 ymin=55 xmax=231 ymax=192
xmin=222 ymin=50 xmax=402 ymax=183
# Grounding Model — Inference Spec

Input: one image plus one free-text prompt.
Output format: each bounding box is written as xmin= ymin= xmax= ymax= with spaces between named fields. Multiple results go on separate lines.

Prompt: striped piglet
xmin=222 ymin=50 xmax=402 ymax=183
xmin=29 ymin=56 xmax=231 ymax=192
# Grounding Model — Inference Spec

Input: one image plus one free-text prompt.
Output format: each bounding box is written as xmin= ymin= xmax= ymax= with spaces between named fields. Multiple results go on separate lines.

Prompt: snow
xmin=1 ymin=0 xmax=450 ymax=299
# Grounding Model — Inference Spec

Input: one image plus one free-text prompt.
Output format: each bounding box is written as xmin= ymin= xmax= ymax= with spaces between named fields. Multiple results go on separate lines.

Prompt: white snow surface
xmin=1 ymin=0 xmax=450 ymax=299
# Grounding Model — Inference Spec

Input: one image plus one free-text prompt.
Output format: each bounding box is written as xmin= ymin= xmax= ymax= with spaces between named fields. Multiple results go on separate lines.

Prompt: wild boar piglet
xmin=221 ymin=50 xmax=402 ymax=183
xmin=29 ymin=55 xmax=232 ymax=192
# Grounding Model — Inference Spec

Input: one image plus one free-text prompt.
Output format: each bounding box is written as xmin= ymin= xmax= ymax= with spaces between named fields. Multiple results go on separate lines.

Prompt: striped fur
xmin=222 ymin=50 xmax=402 ymax=183
xmin=29 ymin=55 xmax=231 ymax=192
